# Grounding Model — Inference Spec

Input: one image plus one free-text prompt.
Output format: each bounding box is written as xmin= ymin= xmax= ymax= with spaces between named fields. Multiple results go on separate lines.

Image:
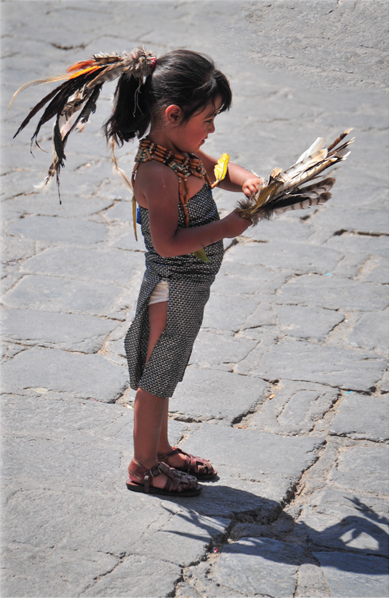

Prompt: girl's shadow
xmin=159 ymin=486 xmax=389 ymax=573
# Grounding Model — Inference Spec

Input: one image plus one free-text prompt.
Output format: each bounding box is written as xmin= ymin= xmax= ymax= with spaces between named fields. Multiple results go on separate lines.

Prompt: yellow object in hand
xmin=211 ymin=153 xmax=230 ymax=188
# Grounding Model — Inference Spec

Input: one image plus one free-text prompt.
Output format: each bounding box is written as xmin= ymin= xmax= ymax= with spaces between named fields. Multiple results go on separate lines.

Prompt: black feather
xmin=26 ymin=70 xmax=102 ymax=148
xmin=13 ymin=81 xmax=69 ymax=139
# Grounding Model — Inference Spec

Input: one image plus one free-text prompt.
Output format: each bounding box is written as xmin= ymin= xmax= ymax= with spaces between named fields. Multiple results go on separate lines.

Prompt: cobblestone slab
xmin=1 ymin=347 xmax=128 ymax=401
xmin=2 ymin=274 xmax=126 ymax=316
xmin=172 ymin=367 xmax=269 ymax=423
xmin=242 ymin=219 xmax=313 ymax=243
xmin=312 ymin=208 xmax=389 ymax=236
xmin=274 ymin=305 xmax=344 ymax=341
xmin=6 ymin=215 xmax=107 ymax=245
xmin=201 ymin=292 xmax=260 ymax=331
xmin=224 ymin=241 xmax=343 ymax=275
xmin=129 ymin=514 xmax=230 ymax=566
xmin=277 ymin=275 xmax=389 ymax=312
xmin=248 ymin=380 xmax=338 ymax=436
xmin=329 ymin=445 xmax=389 ymax=495
xmin=3 ymin=487 xmax=174 ymax=559
xmin=348 ymin=312 xmax=389 ymax=353
xmin=181 ymin=424 xmax=324 ymax=483
xmin=81 ymin=555 xmax=181 ymax=597
xmin=324 ymin=233 xmax=389 ymax=260
xmin=2 ymin=192 xmax=114 ymax=218
xmin=255 ymin=339 xmax=387 ymax=391
xmin=189 ymin=329 xmax=257 ymax=370
xmin=2 ymin=543 xmax=118 ymax=598
xmin=329 ymin=394 xmax=389 ymax=442
xmin=313 ymin=552 xmax=389 ymax=598
xmin=21 ymin=246 xmax=144 ymax=287
xmin=1 ymin=308 xmax=118 ymax=352
xmin=298 ymin=488 xmax=389 ymax=557
xmin=213 ymin=537 xmax=303 ymax=598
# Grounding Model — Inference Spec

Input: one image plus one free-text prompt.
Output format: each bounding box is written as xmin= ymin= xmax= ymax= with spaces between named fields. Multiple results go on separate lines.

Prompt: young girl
xmin=104 ymin=48 xmax=262 ymax=497
xmin=12 ymin=47 xmax=262 ymax=497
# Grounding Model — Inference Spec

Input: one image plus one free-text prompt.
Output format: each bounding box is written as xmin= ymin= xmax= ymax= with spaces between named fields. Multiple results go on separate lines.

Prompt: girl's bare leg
xmin=131 ymin=300 xmax=170 ymax=489
xmin=157 ymin=392 xmax=190 ymax=470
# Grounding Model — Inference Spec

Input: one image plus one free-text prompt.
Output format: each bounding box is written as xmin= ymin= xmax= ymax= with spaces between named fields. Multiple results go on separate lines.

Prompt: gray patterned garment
xmin=124 ymin=183 xmax=224 ymax=398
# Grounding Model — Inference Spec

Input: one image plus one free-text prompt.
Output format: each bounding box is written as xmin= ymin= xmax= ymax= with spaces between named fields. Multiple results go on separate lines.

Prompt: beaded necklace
xmin=132 ymin=138 xmax=211 ymax=227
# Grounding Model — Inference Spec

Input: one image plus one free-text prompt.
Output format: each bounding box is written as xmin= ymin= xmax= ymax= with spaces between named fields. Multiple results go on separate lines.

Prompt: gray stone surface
xmin=277 ymin=274 xmax=389 ymax=311
xmin=1 ymin=307 xmax=118 ymax=352
xmin=242 ymin=218 xmax=313 ymax=243
xmin=181 ymin=423 xmax=324 ymax=484
xmin=255 ymin=339 xmax=387 ymax=391
xmin=275 ymin=305 xmax=344 ymax=340
xmin=1 ymin=2 xmax=388 ymax=597
xmin=172 ymin=367 xmax=269 ymax=423
xmin=363 ymin=258 xmax=389 ymax=284
xmin=6 ymin=215 xmax=107 ymax=245
xmin=249 ymin=380 xmax=338 ymax=436
xmin=330 ymin=394 xmax=389 ymax=442
xmin=21 ymin=246 xmax=144 ymax=287
xmin=312 ymin=208 xmax=389 ymax=237
xmin=82 ymin=555 xmax=181 ymax=597
xmin=1 ymin=347 xmax=128 ymax=401
xmin=299 ymin=488 xmax=389 ymax=557
xmin=129 ymin=514 xmax=231 ymax=566
xmin=224 ymin=241 xmax=343 ymax=275
xmin=189 ymin=329 xmax=257 ymax=370
xmin=329 ymin=445 xmax=389 ymax=495
xmin=201 ymin=292 xmax=259 ymax=331
xmin=348 ymin=311 xmax=389 ymax=353
xmin=313 ymin=552 xmax=389 ymax=598
xmin=213 ymin=537 xmax=303 ymax=597
xmin=324 ymin=232 xmax=389 ymax=259
xmin=2 ymin=543 xmax=118 ymax=598
xmin=2 ymin=274 xmax=126 ymax=316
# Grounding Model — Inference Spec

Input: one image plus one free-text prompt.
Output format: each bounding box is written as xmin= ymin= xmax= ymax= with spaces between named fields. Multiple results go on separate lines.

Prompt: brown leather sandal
xmin=126 ymin=460 xmax=202 ymax=497
xmin=158 ymin=447 xmax=218 ymax=480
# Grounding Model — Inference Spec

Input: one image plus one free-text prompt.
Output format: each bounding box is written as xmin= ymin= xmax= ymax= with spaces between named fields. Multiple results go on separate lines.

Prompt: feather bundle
xmin=237 ymin=129 xmax=354 ymax=224
xmin=9 ymin=49 xmax=156 ymax=199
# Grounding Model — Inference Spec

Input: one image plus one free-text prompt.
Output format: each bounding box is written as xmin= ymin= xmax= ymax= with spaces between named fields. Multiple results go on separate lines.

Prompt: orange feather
xmin=67 ymin=60 xmax=97 ymax=73
xmin=68 ymin=66 xmax=101 ymax=79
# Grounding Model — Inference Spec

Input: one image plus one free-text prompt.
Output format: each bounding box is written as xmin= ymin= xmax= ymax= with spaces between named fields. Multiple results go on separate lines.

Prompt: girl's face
xmin=170 ymin=97 xmax=222 ymax=155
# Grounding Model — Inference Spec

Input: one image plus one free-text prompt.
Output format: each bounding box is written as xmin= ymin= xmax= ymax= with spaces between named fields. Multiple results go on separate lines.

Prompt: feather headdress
xmin=237 ymin=129 xmax=354 ymax=224
xmin=9 ymin=48 xmax=156 ymax=198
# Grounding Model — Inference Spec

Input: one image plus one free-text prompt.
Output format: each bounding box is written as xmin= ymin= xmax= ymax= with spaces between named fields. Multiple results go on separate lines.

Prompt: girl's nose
xmin=209 ymin=121 xmax=215 ymax=134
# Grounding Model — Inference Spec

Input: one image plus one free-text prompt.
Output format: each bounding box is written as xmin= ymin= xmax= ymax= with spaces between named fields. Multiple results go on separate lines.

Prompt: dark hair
xmin=104 ymin=49 xmax=232 ymax=146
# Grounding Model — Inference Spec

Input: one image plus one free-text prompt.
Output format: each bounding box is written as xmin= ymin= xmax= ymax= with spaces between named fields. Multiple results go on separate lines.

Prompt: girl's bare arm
xmin=136 ymin=162 xmax=251 ymax=258
xmin=198 ymin=150 xmax=263 ymax=196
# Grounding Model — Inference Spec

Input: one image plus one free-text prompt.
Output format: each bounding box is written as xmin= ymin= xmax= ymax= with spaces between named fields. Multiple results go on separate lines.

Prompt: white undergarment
xmin=148 ymin=279 xmax=169 ymax=305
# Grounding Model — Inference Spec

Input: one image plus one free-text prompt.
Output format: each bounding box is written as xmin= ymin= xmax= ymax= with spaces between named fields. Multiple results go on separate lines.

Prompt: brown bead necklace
xmin=132 ymin=138 xmax=211 ymax=227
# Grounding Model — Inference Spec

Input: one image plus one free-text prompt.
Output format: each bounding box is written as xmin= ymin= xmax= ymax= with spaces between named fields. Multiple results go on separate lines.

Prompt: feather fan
xmin=237 ymin=129 xmax=354 ymax=224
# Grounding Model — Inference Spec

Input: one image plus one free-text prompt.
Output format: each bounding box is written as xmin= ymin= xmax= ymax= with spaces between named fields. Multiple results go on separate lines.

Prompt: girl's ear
xmin=165 ymin=104 xmax=183 ymax=125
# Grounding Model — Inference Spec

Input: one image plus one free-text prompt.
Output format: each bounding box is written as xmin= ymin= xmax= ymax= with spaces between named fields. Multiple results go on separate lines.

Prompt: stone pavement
xmin=1 ymin=1 xmax=388 ymax=597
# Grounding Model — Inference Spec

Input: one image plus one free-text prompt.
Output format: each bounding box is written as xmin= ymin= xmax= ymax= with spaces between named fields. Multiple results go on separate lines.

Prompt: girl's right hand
xmin=222 ymin=210 xmax=252 ymax=238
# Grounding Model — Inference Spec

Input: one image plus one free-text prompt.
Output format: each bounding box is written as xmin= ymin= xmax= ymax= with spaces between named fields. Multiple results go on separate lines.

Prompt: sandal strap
xmin=159 ymin=447 xmax=215 ymax=476
xmin=128 ymin=459 xmax=198 ymax=493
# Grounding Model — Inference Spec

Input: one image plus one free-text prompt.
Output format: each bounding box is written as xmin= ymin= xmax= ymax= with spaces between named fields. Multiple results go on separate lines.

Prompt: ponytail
xmin=104 ymin=74 xmax=151 ymax=145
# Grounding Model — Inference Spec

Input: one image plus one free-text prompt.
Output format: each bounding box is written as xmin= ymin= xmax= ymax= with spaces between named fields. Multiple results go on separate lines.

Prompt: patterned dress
xmin=124 ymin=183 xmax=224 ymax=398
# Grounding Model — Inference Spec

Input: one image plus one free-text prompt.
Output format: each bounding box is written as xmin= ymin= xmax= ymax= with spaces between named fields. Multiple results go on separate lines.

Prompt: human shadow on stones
xmin=159 ymin=491 xmax=389 ymax=573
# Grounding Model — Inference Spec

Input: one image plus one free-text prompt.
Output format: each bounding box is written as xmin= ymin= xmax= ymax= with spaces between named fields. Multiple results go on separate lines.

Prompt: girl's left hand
xmin=242 ymin=176 xmax=264 ymax=197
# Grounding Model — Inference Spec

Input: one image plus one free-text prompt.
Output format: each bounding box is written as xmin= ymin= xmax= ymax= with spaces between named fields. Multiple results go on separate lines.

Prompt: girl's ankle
xmin=157 ymin=444 xmax=174 ymax=456
xmin=131 ymin=456 xmax=159 ymax=471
